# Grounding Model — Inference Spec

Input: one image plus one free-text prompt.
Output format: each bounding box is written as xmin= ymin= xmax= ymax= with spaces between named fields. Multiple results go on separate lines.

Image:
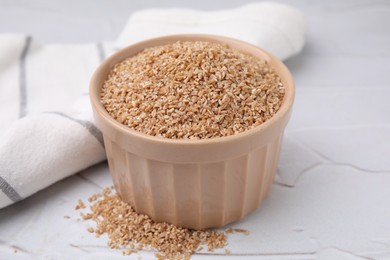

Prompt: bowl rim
xmin=90 ymin=34 xmax=295 ymax=146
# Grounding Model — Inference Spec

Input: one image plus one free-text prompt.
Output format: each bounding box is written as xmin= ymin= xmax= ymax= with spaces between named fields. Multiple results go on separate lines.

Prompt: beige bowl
xmin=90 ymin=34 xmax=294 ymax=230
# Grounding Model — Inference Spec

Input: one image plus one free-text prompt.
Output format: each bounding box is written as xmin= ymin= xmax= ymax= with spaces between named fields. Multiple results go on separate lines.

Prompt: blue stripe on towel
xmin=0 ymin=176 xmax=22 ymax=202
xmin=19 ymin=36 xmax=32 ymax=118
xmin=47 ymin=112 xmax=104 ymax=148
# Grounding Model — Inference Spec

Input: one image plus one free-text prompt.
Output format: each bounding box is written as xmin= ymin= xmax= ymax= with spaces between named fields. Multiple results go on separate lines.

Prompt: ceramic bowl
xmin=90 ymin=34 xmax=295 ymax=229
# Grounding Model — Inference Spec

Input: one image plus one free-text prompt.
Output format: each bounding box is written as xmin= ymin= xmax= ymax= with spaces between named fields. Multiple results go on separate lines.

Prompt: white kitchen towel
xmin=116 ymin=2 xmax=307 ymax=60
xmin=0 ymin=35 xmax=108 ymax=208
xmin=0 ymin=2 xmax=307 ymax=208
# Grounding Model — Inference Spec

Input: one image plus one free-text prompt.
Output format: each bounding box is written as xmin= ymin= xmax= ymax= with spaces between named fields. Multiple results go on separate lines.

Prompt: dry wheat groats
xmin=88 ymin=35 xmax=294 ymax=257
xmin=76 ymin=188 xmax=250 ymax=260
xmin=101 ymin=41 xmax=284 ymax=139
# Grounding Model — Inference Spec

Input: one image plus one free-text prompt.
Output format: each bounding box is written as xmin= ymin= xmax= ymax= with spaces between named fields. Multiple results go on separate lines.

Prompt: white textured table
xmin=0 ymin=0 xmax=389 ymax=259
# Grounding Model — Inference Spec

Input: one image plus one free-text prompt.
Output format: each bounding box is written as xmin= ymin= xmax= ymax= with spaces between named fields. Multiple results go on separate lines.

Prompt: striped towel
xmin=0 ymin=2 xmax=307 ymax=208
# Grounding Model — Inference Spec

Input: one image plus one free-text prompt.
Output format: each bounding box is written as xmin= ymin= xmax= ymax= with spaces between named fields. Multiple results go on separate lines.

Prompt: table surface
xmin=1 ymin=0 xmax=390 ymax=259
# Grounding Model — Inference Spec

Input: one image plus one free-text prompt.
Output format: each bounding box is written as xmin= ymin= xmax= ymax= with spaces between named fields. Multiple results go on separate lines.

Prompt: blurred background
xmin=0 ymin=0 xmax=310 ymax=43
xmin=1 ymin=0 xmax=389 ymax=88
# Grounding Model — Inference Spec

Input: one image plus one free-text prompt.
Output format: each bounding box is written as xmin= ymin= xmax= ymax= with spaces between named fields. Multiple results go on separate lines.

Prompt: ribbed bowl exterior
xmin=104 ymin=134 xmax=283 ymax=230
xmin=90 ymin=34 xmax=295 ymax=230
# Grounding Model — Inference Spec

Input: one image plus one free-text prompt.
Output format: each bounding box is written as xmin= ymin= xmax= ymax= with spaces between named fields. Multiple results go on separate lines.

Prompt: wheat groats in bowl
xmin=90 ymin=34 xmax=295 ymax=230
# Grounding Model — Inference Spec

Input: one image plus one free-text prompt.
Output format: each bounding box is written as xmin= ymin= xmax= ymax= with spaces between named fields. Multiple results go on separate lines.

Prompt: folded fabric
xmin=0 ymin=111 xmax=106 ymax=206
xmin=116 ymin=2 xmax=307 ymax=60
xmin=0 ymin=2 xmax=307 ymax=209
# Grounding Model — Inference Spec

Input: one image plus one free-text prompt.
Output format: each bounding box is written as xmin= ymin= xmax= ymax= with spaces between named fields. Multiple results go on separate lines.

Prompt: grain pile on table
xmin=101 ymin=41 xmax=284 ymax=139
xmin=76 ymin=187 xmax=233 ymax=260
